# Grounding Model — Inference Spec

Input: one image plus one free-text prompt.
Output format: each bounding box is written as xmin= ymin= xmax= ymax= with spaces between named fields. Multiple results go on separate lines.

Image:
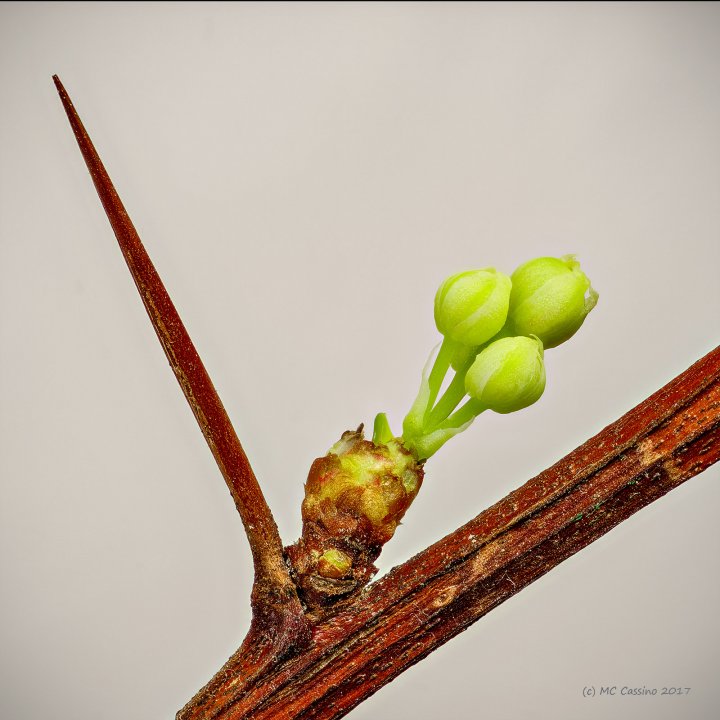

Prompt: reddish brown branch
xmin=179 ymin=345 xmax=719 ymax=719
xmin=54 ymin=75 xmax=718 ymax=720
xmin=53 ymin=76 xmax=308 ymax=650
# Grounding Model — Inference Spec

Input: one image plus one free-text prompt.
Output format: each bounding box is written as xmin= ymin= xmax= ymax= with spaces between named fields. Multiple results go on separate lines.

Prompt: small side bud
xmin=434 ymin=268 xmax=512 ymax=346
xmin=287 ymin=428 xmax=424 ymax=610
xmin=508 ymin=255 xmax=598 ymax=349
xmin=465 ymin=335 xmax=546 ymax=414
xmin=317 ymin=549 xmax=352 ymax=579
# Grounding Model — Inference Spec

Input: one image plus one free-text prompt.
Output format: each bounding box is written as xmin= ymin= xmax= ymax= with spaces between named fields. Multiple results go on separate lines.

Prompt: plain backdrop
xmin=1 ymin=3 xmax=719 ymax=719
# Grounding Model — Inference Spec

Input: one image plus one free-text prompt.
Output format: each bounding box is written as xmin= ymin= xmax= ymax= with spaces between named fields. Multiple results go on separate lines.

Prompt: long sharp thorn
xmin=52 ymin=75 xmax=297 ymax=613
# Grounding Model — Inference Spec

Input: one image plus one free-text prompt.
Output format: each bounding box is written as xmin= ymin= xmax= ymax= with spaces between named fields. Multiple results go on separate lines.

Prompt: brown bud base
xmin=286 ymin=427 xmax=424 ymax=613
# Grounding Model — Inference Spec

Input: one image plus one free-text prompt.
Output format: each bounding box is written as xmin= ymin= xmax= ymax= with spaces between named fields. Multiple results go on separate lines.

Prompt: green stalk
xmin=402 ymin=338 xmax=457 ymax=440
xmin=425 ymin=362 xmax=471 ymax=430
xmin=405 ymin=398 xmax=485 ymax=460
xmin=440 ymin=398 xmax=485 ymax=430
xmin=423 ymin=337 xmax=458 ymax=417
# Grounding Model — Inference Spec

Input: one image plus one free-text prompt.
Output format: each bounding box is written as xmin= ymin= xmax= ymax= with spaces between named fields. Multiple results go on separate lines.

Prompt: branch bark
xmin=179 ymin=345 xmax=719 ymax=719
xmin=53 ymin=76 xmax=309 ymax=653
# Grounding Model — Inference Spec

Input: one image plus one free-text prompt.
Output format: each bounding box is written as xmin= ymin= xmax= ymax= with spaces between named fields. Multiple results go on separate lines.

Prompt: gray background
xmin=1 ymin=2 xmax=719 ymax=719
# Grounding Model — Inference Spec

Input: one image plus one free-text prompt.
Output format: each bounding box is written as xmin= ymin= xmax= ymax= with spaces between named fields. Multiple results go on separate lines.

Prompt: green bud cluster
xmin=385 ymin=254 xmax=597 ymax=459
xmin=294 ymin=253 xmax=597 ymax=608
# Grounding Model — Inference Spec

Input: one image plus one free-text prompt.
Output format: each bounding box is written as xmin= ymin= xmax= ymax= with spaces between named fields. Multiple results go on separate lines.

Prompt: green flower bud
xmin=434 ymin=268 xmax=512 ymax=346
xmin=508 ymin=255 xmax=598 ymax=349
xmin=465 ymin=336 xmax=546 ymax=414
